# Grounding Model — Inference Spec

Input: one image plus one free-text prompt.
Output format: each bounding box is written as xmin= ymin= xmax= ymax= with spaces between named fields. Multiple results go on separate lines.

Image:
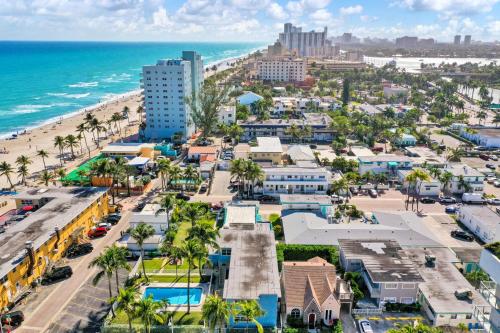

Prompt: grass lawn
xmin=111 ymin=309 xmax=203 ymax=326
xmin=148 ymin=274 xmax=201 ymax=283
xmin=143 ymin=258 xmax=190 ymax=272
xmin=173 ymin=221 xmax=191 ymax=247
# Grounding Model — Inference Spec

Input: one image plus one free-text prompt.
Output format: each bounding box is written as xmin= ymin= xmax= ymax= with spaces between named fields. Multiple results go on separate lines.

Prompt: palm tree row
xmin=53 ymin=134 xmax=81 ymax=164
xmin=229 ymin=159 xmax=264 ymax=198
xmin=156 ymin=159 xmax=200 ymax=192
xmin=88 ymin=157 xmax=135 ymax=201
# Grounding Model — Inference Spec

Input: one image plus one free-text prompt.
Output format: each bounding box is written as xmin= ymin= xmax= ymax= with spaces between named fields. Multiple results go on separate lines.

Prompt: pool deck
xmin=140 ymin=282 xmax=209 ymax=312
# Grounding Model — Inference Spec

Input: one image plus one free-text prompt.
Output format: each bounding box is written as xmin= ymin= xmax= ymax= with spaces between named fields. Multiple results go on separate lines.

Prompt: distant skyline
xmin=0 ymin=0 xmax=499 ymax=42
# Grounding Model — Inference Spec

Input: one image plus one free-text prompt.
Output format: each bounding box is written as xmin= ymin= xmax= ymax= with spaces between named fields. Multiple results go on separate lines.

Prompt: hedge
xmin=276 ymin=244 xmax=339 ymax=270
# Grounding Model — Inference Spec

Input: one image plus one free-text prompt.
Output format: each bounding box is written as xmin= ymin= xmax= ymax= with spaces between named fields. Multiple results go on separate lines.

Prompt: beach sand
xmin=0 ymin=93 xmax=141 ymax=188
xmin=0 ymin=52 xmax=255 ymax=189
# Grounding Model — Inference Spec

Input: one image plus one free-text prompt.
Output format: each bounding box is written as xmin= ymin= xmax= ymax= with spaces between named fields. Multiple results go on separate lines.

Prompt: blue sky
xmin=0 ymin=0 xmax=499 ymax=42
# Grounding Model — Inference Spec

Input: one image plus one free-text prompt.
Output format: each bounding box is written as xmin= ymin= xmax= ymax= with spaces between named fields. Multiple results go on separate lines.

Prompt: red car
xmin=88 ymin=227 xmax=107 ymax=238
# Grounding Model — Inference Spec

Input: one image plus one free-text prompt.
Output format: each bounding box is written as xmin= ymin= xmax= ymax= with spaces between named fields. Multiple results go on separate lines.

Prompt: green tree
xmin=342 ymin=78 xmax=350 ymax=106
xmin=17 ymin=164 xmax=29 ymax=186
xmin=39 ymin=170 xmax=54 ymax=186
xmin=233 ymin=300 xmax=265 ymax=333
xmin=387 ymin=323 xmax=443 ymax=333
xmin=405 ymin=169 xmax=431 ymax=211
xmin=65 ymin=134 xmax=79 ymax=159
xmin=202 ymin=294 xmax=233 ymax=333
xmin=109 ymin=245 xmax=131 ymax=294
xmin=181 ymin=239 xmax=204 ymax=313
xmin=54 ymin=135 xmax=66 ymax=166
xmin=439 ymin=171 xmax=453 ymax=195
xmin=158 ymin=193 xmax=176 ymax=227
xmin=157 ymin=158 xmax=171 ymax=190
xmin=188 ymin=219 xmax=220 ymax=277
xmin=37 ymin=149 xmax=49 ymax=171
xmin=110 ymin=287 xmax=138 ymax=333
xmin=76 ymin=123 xmax=91 ymax=157
xmin=135 ymin=295 xmax=167 ymax=333
xmin=466 ymin=269 xmax=490 ymax=288
xmin=89 ymin=248 xmax=117 ymax=317
xmin=131 ymin=223 xmax=156 ymax=282
xmin=0 ymin=161 xmax=15 ymax=189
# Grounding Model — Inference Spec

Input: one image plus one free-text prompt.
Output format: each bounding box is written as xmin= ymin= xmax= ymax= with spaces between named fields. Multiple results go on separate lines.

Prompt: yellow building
xmin=100 ymin=143 xmax=156 ymax=159
xmin=249 ymin=137 xmax=283 ymax=165
xmin=0 ymin=187 xmax=109 ymax=309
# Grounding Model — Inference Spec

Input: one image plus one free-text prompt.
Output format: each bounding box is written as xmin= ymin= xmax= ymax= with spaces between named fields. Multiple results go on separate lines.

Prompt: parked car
xmin=98 ymin=222 xmax=112 ymax=230
xmin=176 ymin=192 xmax=190 ymax=201
xmin=462 ymin=193 xmax=485 ymax=204
xmin=41 ymin=266 xmax=73 ymax=285
xmin=368 ymin=189 xmax=378 ymax=198
xmin=487 ymin=198 xmax=500 ymax=205
xmin=349 ymin=186 xmax=359 ymax=195
xmin=440 ymin=196 xmax=456 ymax=204
xmin=65 ymin=243 xmax=93 ymax=258
xmin=420 ymin=197 xmax=436 ymax=204
xmin=1 ymin=311 xmax=24 ymax=327
xmin=88 ymin=227 xmax=107 ymax=238
xmin=445 ymin=206 xmax=458 ymax=214
xmin=438 ymin=144 xmax=447 ymax=150
xmin=494 ymin=181 xmax=500 ymax=188
xmin=199 ymin=183 xmax=208 ymax=193
xmin=331 ymin=194 xmax=346 ymax=203
xmin=135 ymin=202 xmax=146 ymax=211
xmin=475 ymin=146 xmax=488 ymax=151
xmin=479 ymin=154 xmax=490 ymax=161
xmin=490 ymin=155 xmax=498 ymax=161
xmin=106 ymin=213 xmax=122 ymax=224
xmin=258 ymin=195 xmax=277 ymax=204
xmin=359 ymin=318 xmax=373 ymax=333
xmin=487 ymin=177 xmax=497 ymax=184
xmin=451 ymin=229 xmax=474 ymax=242
xmin=371 ymin=147 xmax=384 ymax=153
xmin=486 ymin=164 xmax=497 ymax=170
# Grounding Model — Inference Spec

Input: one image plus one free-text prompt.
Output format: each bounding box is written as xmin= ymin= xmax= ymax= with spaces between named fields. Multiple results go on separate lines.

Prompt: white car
xmin=487 ymin=198 xmax=500 ymax=205
xmin=490 ymin=155 xmax=498 ymax=161
xmin=359 ymin=318 xmax=373 ymax=333
xmin=331 ymin=194 xmax=346 ymax=203
xmin=487 ymin=177 xmax=497 ymax=184
xmin=494 ymin=181 xmax=500 ymax=188
xmin=98 ymin=222 xmax=112 ymax=230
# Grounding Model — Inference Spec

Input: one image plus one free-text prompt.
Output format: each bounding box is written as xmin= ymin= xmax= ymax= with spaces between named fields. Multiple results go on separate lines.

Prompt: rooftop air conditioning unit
xmin=425 ymin=254 xmax=436 ymax=267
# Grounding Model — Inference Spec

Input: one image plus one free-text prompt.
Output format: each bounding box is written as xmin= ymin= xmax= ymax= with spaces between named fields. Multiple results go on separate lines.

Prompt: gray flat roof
xmin=459 ymin=206 xmax=500 ymax=231
xmin=218 ymin=223 xmax=281 ymax=300
xmin=225 ymin=205 xmax=256 ymax=227
xmin=251 ymin=137 xmax=283 ymax=153
xmin=0 ymin=187 xmax=108 ymax=279
xmin=405 ymin=247 xmax=488 ymax=314
xmin=282 ymin=210 xmax=442 ymax=247
xmin=339 ymin=239 xmax=423 ymax=283
xmin=444 ymin=164 xmax=484 ymax=177
xmin=280 ymin=194 xmax=332 ymax=205
xmin=358 ymin=154 xmax=412 ymax=163
xmin=475 ymin=128 xmax=500 ymax=138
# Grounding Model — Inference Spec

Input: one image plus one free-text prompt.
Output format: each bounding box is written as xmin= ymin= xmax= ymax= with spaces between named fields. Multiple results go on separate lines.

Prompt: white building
xmin=358 ymin=154 xmax=413 ymax=175
xmin=142 ymin=51 xmax=202 ymax=141
xmin=475 ymin=248 xmax=500 ymax=333
xmin=460 ymin=128 xmax=500 ymax=148
xmin=258 ymin=165 xmax=331 ymax=196
xmin=398 ymin=169 xmax=441 ymax=196
xmin=218 ymin=105 xmax=236 ymax=125
xmin=278 ymin=23 xmax=334 ymax=57
xmin=127 ymin=203 xmax=169 ymax=254
xmin=443 ymin=164 xmax=485 ymax=194
xmin=383 ymin=85 xmax=409 ymax=99
xmin=257 ymin=58 xmax=306 ymax=82
xmin=457 ymin=206 xmax=500 ymax=243
xmin=287 ymin=145 xmax=316 ymax=164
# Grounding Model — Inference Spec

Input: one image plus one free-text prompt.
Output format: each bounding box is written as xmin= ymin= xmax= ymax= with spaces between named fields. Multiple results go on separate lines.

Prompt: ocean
xmin=0 ymin=41 xmax=264 ymax=137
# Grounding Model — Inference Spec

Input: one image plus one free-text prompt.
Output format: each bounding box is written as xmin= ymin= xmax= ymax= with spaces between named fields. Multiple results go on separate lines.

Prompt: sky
xmin=0 ymin=0 xmax=499 ymax=42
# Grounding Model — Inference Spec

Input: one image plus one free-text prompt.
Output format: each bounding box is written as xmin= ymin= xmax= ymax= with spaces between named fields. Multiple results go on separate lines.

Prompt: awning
xmin=387 ymin=162 xmax=398 ymax=167
xmin=22 ymin=205 xmax=33 ymax=211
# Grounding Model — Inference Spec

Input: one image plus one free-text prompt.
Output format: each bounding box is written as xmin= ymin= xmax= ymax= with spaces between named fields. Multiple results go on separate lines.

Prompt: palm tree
xmin=54 ymin=135 xmax=66 ymax=165
xmin=181 ymin=239 xmax=203 ymax=313
xmin=16 ymin=154 xmax=32 ymax=168
xmin=183 ymin=165 xmax=199 ymax=191
xmin=157 ymin=159 xmax=171 ymax=191
xmin=137 ymin=105 xmax=144 ymax=124
xmin=445 ymin=147 xmax=464 ymax=162
xmin=89 ymin=249 xmax=116 ymax=317
xmin=122 ymin=106 xmax=131 ymax=125
xmin=405 ymin=169 xmax=431 ymax=211
xmin=65 ymin=134 xmax=79 ymax=159
xmin=182 ymin=204 xmax=206 ymax=228
xmin=36 ymin=149 xmax=49 ymax=171
xmin=244 ymin=161 xmax=263 ymax=198
xmin=111 ymin=112 xmax=124 ymax=138
xmin=331 ymin=177 xmax=349 ymax=202
xmin=300 ymin=125 xmax=312 ymax=143
xmin=233 ymin=300 xmax=265 ymax=333
xmin=17 ymin=164 xmax=29 ymax=186
xmin=285 ymin=124 xmax=301 ymax=143
xmin=439 ymin=171 xmax=453 ymax=195
xmin=0 ymin=161 xmax=15 ymax=189
xmin=229 ymin=159 xmax=246 ymax=198
xmin=202 ymin=294 xmax=232 ymax=333
xmin=110 ymin=287 xmax=137 ymax=333
xmin=158 ymin=193 xmax=176 ymax=226
xmin=135 ymin=295 xmax=167 ymax=333
xmin=39 ymin=170 xmax=54 ymax=186
xmin=56 ymin=168 xmax=67 ymax=185
xmin=76 ymin=123 xmax=91 ymax=157
xmin=109 ymin=245 xmax=131 ymax=294
xmin=89 ymin=118 xmax=105 ymax=147
xmin=131 ymin=223 xmax=155 ymax=282
xmin=188 ymin=219 xmax=219 ymax=277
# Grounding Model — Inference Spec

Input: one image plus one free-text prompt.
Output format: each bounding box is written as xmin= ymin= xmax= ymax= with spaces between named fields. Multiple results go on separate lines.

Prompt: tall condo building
xmin=142 ymin=51 xmax=203 ymax=141
xmin=257 ymin=58 xmax=306 ymax=82
xmin=464 ymin=35 xmax=472 ymax=46
xmin=454 ymin=35 xmax=461 ymax=45
xmin=278 ymin=23 xmax=334 ymax=57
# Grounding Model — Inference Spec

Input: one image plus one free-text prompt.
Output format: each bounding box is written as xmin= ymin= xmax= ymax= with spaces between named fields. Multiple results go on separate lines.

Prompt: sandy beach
xmin=0 ymin=52 xmax=255 ymax=189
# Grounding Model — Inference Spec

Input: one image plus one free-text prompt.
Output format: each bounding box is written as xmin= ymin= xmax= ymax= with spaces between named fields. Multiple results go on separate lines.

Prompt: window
xmin=402 ymin=283 xmax=415 ymax=289
xmin=290 ymin=309 xmax=300 ymax=318
xmin=450 ymin=314 xmax=457 ymax=319
xmin=384 ymin=297 xmax=397 ymax=303
xmin=385 ymin=283 xmax=398 ymax=289
xmin=400 ymin=297 xmax=413 ymax=304
xmin=221 ymin=248 xmax=232 ymax=256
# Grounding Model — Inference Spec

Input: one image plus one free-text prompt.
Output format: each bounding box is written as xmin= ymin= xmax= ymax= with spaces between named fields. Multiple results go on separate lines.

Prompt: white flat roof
xmin=251 ymin=137 xmax=283 ymax=153
xmin=350 ymin=146 xmax=374 ymax=157
xmin=101 ymin=143 xmax=154 ymax=154
xmin=225 ymin=205 xmax=256 ymax=226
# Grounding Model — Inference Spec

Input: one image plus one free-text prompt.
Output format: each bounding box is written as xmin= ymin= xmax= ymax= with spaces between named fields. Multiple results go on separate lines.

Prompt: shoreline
xmin=0 ymin=48 xmax=261 ymax=140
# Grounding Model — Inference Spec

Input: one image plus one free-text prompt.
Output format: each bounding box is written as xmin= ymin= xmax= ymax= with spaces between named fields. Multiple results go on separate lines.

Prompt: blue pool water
xmin=144 ymin=287 xmax=203 ymax=305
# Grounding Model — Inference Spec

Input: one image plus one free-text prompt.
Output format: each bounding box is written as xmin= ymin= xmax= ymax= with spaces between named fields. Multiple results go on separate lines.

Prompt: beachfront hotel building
xmin=0 ymin=187 xmax=109 ymax=309
xmin=142 ymin=51 xmax=203 ymax=141
xmin=257 ymin=58 xmax=306 ymax=82
xmin=278 ymin=23 xmax=334 ymax=57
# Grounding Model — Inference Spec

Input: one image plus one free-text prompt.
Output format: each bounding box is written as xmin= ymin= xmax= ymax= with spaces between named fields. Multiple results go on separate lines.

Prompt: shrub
xmin=385 ymin=302 xmax=421 ymax=312
xmin=276 ymin=244 xmax=339 ymax=270
xmin=269 ymin=213 xmax=281 ymax=225
xmin=286 ymin=315 xmax=305 ymax=328
xmin=273 ymin=224 xmax=283 ymax=239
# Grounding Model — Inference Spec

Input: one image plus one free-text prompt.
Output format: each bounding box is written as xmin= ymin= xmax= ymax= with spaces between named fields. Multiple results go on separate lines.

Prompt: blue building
xmin=209 ymin=203 xmax=281 ymax=329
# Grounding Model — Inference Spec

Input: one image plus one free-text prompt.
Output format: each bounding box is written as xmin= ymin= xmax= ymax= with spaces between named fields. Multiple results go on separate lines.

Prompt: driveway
xmin=356 ymin=313 xmax=426 ymax=333
xmin=429 ymin=131 xmax=463 ymax=149
xmin=210 ymin=170 xmax=234 ymax=197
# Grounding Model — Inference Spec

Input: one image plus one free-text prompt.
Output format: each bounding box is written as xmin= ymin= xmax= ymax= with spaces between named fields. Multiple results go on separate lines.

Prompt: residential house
xmin=405 ymin=247 xmax=488 ymax=327
xmin=404 ymin=146 xmax=446 ymax=168
xmin=249 ymin=137 xmax=283 ymax=165
xmin=100 ymin=143 xmax=156 ymax=159
xmin=397 ymin=169 xmax=441 ymax=196
xmin=474 ymin=247 xmax=500 ymax=333
xmin=442 ymin=164 xmax=485 ymax=194
xmin=460 ymin=128 xmax=500 ymax=148
xmin=286 ymin=145 xmax=316 ymax=164
xmin=396 ymin=134 xmax=417 ymax=147
xmin=383 ymin=85 xmax=409 ymax=100
xmin=187 ymin=145 xmax=219 ymax=162
xmin=127 ymin=203 xmax=169 ymax=254
xmin=218 ymin=105 xmax=236 ymax=125
xmin=339 ymin=239 xmax=423 ymax=307
xmin=209 ymin=206 xmax=281 ymax=329
xmin=358 ymin=154 xmax=413 ymax=175
xmin=236 ymin=91 xmax=264 ymax=111
xmin=282 ymin=257 xmax=353 ymax=328
xmin=457 ymin=206 xmax=500 ymax=243
xmin=279 ymin=194 xmax=332 ymax=213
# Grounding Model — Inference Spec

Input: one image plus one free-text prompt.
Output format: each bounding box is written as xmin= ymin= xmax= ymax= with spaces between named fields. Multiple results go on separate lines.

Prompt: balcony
xmin=265 ymin=178 xmax=327 ymax=182
xmin=479 ymin=281 xmax=500 ymax=311
xmin=473 ymin=304 xmax=500 ymax=333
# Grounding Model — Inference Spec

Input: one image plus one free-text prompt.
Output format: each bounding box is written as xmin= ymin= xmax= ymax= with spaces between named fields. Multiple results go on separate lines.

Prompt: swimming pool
xmin=143 ymin=287 xmax=203 ymax=305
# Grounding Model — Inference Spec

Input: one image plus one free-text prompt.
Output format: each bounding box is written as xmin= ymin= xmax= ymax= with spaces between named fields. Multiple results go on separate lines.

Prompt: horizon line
xmin=0 ymin=39 xmax=270 ymax=44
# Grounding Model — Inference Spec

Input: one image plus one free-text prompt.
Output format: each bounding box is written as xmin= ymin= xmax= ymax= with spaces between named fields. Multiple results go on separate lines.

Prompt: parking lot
xmin=429 ymin=131 xmax=464 ymax=149
xmin=355 ymin=313 xmax=427 ymax=333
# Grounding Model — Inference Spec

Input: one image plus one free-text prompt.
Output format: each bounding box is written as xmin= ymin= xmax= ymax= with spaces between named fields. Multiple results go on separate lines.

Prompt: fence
xmin=352 ymin=308 xmax=383 ymax=315
xmin=102 ymin=324 xmax=280 ymax=333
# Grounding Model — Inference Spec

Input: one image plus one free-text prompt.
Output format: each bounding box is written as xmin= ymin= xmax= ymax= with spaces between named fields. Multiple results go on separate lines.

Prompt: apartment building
xmin=142 ymin=51 xmax=202 ymax=141
xmin=249 ymin=137 xmax=283 ymax=165
xmin=339 ymin=239 xmax=423 ymax=307
xmin=457 ymin=206 xmax=500 ymax=243
xmin=442 ymin=164 xmax=485 ymax=194
xmin=474 ymin=247 xmax=500 ymax=333
xmin=258 ymin=165 xmax=331 ymax=196
xmin=358 ymin=154 xmax=413 ymax=175
xmin=257 ymin=58 xmax=306 ymax=82
xmin=278 ymin=23 xmax=334 ymax=57
xmin=0 ymin=188 xmax=109 ymax=309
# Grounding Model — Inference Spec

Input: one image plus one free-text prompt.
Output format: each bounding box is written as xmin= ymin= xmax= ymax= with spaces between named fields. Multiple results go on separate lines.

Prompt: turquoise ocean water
xmin=0 ymin=41 xmax=264 ymax=137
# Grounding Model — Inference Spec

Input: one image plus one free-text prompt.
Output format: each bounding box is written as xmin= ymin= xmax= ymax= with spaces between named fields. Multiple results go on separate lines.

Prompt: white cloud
xmin=394 ymin=0 xmax=499 ymax=15
xmin=340 ymin=5 xmax=363 ymax=15
xmin=229 ymin=0 xmax=271 ymax=9
xmin=360 ymin=15 xmax=378 ymax=22
xmin=488 ymin=20 xmax=500 ymax=34
xmin=152 ymin=6 xmax=173 ymax=28
xmin=268 ymin=2 xmax=288 ymax=20
xmin=303 ymin=0 xmax=331 ymax=9
xmin=310 ymin=9 xmax=332 ymax=22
